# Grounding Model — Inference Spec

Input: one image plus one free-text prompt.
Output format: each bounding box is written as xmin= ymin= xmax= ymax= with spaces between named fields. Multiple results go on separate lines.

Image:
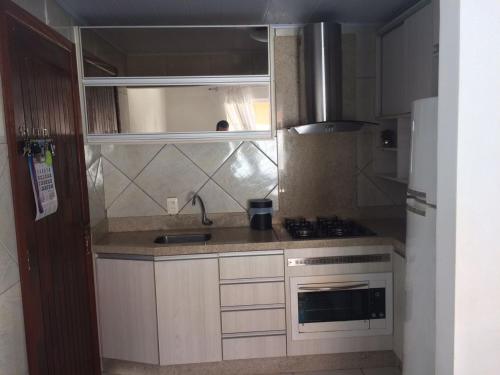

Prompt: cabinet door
xmin=405 ymin=5 xmax=434 ymax=105
xmin=393 ymin=252 xmax=406 ymax=362
xmin=381 ymin=24 xmax=407 ymax=115
xmin=432 ymin=0 xmax=440 ymax=47
xmin=156 ymin=258 xmax=222 ymax=365
xmin=96 ymin=258 xmax=159 ymax=364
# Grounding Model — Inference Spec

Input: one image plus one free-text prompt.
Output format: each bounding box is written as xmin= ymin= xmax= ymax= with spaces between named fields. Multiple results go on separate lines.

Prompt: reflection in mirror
xmin=80 ymin=27 xmax=269 ymax=77
xmin=85 ymin=84 xmax=271 ymax=135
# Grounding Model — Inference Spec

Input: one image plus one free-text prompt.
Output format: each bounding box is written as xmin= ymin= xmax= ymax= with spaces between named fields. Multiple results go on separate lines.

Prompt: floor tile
xmin=361 ymin=367 xmax=401 ymax=375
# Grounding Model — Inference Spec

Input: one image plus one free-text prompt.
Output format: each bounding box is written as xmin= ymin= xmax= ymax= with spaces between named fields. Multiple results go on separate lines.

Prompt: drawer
xmin=220 ymin=254 xmax=284 ymax=280
xmin=221 ymin=309 xmax=286 ymax=334
xmin=223 ymin=335 xmax=286 ymax=360
xmin=220 ymin=282 xmax=285 ymax=307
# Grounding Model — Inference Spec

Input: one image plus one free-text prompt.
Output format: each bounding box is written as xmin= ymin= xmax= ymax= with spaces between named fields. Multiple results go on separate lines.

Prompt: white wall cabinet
xmin=155 ymin=257 xmax=222 ymax=365
xmin=405 ymin=4 xmax=434 ymax=107
xmin=96 ymin=258 xmax=159 ymax=365
xmin=381 ymin=24 xmax=408 ymax=115
xmin=379 ymin=3 xmax=435 ymax=116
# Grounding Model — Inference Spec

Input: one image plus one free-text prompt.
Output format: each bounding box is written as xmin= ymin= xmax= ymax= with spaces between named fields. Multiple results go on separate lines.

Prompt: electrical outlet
xmin=166 ymin=197 xmax=179 ymax=215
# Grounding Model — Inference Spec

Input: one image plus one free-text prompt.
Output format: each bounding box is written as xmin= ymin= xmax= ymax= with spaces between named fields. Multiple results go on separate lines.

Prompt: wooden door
xmin=155 ymin=256 xmax=222 ymax=365
xmin=0 ymin=1 xmax=100 ymax=374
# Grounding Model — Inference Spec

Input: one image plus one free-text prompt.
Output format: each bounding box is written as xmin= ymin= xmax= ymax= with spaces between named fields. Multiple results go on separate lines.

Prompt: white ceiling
xmin=56 ymin=0 xmax=420 ymax=26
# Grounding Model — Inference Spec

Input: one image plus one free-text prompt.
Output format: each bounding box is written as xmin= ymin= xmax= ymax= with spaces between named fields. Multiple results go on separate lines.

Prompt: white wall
xmin=437 ymin=0 xmax=500 ymax=374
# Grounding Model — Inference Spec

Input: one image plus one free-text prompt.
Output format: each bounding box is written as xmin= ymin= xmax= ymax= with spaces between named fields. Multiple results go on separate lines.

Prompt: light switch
xmin=166 ymin=197 xmax=179 ymax=215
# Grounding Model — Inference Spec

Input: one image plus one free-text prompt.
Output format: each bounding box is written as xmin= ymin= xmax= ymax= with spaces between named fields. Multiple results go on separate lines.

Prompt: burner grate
xmin=284 ymin=216 xmax=376 ymax=239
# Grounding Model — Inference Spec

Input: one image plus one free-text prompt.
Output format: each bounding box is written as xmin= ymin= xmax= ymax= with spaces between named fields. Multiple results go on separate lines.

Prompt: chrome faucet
xmin=191 ymin=193 xmax=213 ymax=226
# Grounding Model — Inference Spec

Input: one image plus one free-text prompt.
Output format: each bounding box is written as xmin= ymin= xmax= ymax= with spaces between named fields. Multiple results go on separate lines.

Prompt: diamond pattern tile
xmin=176 ymin=141 xmax=242 ymax=176
xmin=0 ymin=283 xmax=28 ymax=375
xmin=213 ymin=142 xmax=278 ymax=208
xmin=102 ymin=158 xmax=131 ymax=209
xmin=252 ymin=139 xmax=278 ymax=164
xmin=86 ymin=157 xmax=100 ymax=188
xmin=84 ymin=144 xmax=101 ymax=169
xmin=135 ymin=145 xmax=209 ymax=210
xmin=0 ymin=241 xmax=19 ymax=295
xmin=107 ymin=183 xmax=165 ymax=218
xmin=266 ymin=185 xmax=280 ymax=211
xmin=102 ymin=144 xmax=163 ymax=180
xmin=0 ymin=144 xmax=8 ymax=178
xmin=0 ymin=164 xmax=17 ymax=258
xmin=0 ymin=86 xmax=5 ymax=140
xmin=180 ymin=180 xmax=245 ymax=214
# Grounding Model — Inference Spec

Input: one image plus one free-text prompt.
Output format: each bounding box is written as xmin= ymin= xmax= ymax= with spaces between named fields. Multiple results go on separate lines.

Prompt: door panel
xmin=156 ymin=258 xmax=222 ymax=365
xmin=0 ymin=2 xmax=100 ymax=374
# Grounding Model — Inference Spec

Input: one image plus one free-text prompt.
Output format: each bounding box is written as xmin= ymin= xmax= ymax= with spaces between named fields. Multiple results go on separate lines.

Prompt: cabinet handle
xmin=298 ymin=282 xmax=369 ymax=292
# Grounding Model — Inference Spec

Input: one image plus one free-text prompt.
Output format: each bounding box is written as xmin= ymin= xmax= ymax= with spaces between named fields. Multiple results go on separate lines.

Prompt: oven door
xmin=290 ymin=273 xmax=392 ymax=340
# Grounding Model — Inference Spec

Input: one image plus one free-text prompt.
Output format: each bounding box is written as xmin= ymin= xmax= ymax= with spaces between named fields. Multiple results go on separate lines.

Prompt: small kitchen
xmin=0 ymin=0 xmax=442 ymax=374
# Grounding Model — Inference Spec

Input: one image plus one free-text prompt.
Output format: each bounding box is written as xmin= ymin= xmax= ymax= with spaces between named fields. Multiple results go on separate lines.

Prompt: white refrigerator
xmin=403 ymin=97 xmax=438 ymax=375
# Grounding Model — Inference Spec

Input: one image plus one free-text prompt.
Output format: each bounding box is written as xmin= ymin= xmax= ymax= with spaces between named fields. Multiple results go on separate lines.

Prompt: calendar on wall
xmin=22 ymin=128 xmax=58 ymax=221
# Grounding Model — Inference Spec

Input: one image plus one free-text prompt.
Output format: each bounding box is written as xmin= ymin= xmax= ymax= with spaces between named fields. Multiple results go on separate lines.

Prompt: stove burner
xmin=284 ymin=216 xmax=375 ymax=240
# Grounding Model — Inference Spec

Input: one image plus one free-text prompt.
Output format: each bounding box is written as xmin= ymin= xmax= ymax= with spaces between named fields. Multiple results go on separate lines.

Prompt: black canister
xmin=248 ymin=199 xmax=273 ymax=230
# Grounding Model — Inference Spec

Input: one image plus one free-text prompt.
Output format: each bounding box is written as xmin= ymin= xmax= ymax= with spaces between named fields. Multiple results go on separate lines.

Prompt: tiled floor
xmin=283 ymin=368 xmax=401 ymax=375
xmin=104 ymin=367 xmax=401 ymax=375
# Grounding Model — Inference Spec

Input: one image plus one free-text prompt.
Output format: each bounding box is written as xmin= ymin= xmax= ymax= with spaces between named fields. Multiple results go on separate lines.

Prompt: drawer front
xmin=220 ymin=254 xmax=284 ymax=280
xmin=220 ymin=282 xmax=285 ymax=307
xmin=221 ymin=309 xmax=286 ymax=334
xmin=223 ymin=335 xmax=286 ymax=360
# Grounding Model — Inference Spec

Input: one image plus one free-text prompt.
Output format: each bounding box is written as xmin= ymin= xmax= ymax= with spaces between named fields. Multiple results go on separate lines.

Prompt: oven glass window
xmin=298 ymin=288 xmax=385 ymax=323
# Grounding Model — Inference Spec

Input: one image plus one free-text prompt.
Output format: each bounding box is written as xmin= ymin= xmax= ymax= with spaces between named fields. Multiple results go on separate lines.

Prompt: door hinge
xmin=26 ymin=250 xmax=31 ymax=272
xmin=83 ymin=230 xmax=91 ymax=256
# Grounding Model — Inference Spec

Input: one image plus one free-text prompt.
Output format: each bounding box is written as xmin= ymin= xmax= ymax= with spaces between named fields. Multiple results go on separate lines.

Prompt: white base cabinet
xmin=96 ymin=258 xmax=159 ymax=365
xmin=222 ymin=335 xmax=286 ymax=360
xmin=155 ymin=257 xmax=222 ymax=365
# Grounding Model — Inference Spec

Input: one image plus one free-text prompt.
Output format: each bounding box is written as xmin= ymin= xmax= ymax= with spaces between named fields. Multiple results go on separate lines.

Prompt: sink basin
xmin=154 ymin=233 xmax=211 ymax=244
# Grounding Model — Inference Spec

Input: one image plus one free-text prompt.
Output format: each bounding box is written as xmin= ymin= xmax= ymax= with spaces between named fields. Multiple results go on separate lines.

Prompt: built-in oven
xmin=290 ymin=272 xmax=393 ymax=340
xmin=285 ymin=247 xmax=394 ymax=354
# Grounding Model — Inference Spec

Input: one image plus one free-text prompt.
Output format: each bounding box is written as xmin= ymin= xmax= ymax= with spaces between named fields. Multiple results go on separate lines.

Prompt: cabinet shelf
xmin=375 ymin=173 xmax=408 ymax=185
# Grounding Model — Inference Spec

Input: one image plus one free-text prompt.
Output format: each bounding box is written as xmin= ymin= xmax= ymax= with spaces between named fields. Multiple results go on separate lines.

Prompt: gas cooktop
xmin=283 ymin=216 xmax=376 ymax=240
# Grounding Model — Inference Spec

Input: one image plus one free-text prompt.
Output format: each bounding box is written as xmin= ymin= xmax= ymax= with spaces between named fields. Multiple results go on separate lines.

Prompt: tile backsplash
xmin=101 ymin=140 xmax=278 ymax=218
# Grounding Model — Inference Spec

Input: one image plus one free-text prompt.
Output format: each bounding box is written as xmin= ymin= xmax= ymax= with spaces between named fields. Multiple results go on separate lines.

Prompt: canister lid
xmin=248 ymin=198 xmax=273 ymax=209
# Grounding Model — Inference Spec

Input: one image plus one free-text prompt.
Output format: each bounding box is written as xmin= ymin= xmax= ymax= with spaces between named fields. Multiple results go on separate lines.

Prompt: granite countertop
xmin=94 ymin=219 xmax=406 ymax=257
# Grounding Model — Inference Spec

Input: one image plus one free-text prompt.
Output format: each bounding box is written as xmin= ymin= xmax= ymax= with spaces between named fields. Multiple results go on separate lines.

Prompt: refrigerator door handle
xmin=407 ymin=195 xmax=437 ymax=209
xmin=407 ymin=188 xmax=426 ymax=200
xmin=407 ymin=203 xmax=426 ymax=217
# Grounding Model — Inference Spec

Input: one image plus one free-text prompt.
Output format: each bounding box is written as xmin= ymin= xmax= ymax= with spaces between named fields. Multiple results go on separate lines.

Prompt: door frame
xmin=0 ymin=1 xmax=100 ymax=374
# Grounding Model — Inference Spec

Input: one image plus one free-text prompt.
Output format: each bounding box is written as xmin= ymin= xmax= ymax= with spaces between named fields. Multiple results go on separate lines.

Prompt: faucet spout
xmin=192 ymin=193 xmax=213 ymax=226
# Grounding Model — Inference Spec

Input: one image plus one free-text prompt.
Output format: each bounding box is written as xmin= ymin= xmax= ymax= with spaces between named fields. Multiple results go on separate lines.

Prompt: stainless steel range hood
xmin=289 ymin=23 xmax=377 ymax=134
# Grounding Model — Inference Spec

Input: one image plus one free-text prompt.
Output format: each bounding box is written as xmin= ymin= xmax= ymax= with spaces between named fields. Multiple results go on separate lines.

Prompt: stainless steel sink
xmin=154 ymin=233 xmax=211 ymax=244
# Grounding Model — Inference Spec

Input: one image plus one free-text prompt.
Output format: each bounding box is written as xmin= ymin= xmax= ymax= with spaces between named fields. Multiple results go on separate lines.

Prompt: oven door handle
xmin=298 ymin=282 xmax=369 ymax=292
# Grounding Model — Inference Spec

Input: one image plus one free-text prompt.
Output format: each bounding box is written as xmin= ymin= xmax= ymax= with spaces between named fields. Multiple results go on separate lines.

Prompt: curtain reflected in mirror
xmin=85 ymin=84 xmax=271 ymax=135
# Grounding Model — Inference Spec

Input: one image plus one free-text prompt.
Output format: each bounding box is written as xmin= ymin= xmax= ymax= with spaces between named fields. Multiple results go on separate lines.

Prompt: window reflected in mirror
xmin=85 ymin=84 xmax=271 ymax=135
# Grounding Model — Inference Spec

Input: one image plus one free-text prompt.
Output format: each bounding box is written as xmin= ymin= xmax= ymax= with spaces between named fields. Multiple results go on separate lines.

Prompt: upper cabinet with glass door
xmin=78 ymin=26 xmax=272 ymax=143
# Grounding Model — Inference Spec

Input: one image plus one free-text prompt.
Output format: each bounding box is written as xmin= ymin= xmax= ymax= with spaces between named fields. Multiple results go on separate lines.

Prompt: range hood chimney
xmin=289 ymin=23 xmax=377 ymax=134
